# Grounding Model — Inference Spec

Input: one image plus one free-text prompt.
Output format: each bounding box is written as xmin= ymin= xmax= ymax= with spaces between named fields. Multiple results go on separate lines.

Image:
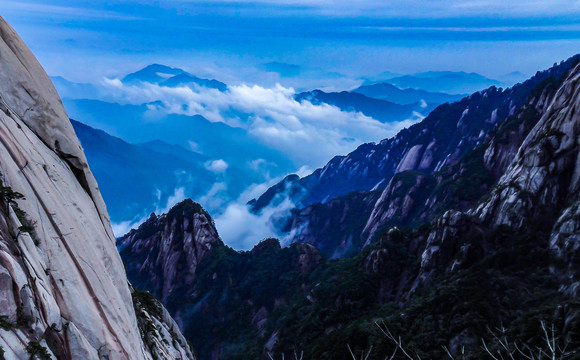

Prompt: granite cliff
xmin=0 ymin=16 xmax=193 ymax=359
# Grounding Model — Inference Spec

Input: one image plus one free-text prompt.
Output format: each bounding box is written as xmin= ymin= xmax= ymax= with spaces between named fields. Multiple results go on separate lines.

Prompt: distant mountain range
xmin=251 ymin=55 xmax=580 ymax=258
xmin=118 ymin=55 xmax=580 ymax=360
xmin=50 ymin=76 xmax=102 ymax=100
xmin=368 ymin=71 xmax=503 ymax=94
xmin=51 ymin=64 xmax=227 ymax=101
xmin=353 ymin=82 xmax=465 ymax=105
xmin=59 ymin=64 xmax=515 ymax=226
xmin=71 ymin=115 xmax=285 ymax=224
xmin=295 ymin=89 xmax=435 ymax=123
xmin=63 ymin=98 xmax=291 ymax=171
xmin=122 ymin=64 xmax=228 ymax=91
xmin=72 ymin=120 xmax=216 ymax=223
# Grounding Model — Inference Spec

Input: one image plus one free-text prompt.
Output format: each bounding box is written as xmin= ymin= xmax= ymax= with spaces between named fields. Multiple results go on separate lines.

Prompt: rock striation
xmin=0 ymin=16 xmax=193 ymax=359
xmin=118 ymin=200 xmax=221 ymax=301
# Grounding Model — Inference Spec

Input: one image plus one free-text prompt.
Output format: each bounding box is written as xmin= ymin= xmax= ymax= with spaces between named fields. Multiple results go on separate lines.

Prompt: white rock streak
xmin=0 ymin=16 xmax=192 ymax=359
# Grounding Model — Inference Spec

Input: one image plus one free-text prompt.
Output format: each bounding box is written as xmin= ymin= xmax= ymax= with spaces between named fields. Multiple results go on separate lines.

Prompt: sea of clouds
xmin=96 ymin=77 xmax=420 ymax=248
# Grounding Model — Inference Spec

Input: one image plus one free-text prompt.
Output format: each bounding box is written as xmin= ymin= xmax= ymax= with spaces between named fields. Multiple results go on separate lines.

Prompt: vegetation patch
xmin=0 ymin=316 xmax=12 ymax=331
xmin=25 ymin=341 xmax=51 ymax=360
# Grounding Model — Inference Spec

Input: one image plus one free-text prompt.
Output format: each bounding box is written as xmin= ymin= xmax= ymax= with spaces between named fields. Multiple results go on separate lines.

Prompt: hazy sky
xmin=2 ymin=0 xmax=580 ymax=87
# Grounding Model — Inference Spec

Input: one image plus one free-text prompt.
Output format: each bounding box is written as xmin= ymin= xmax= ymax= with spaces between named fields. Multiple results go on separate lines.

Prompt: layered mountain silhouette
xmin=118 ymin=55 xmax=580 ymax=359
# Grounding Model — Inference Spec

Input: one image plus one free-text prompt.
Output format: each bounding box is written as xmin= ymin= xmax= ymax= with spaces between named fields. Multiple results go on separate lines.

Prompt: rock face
xmin=118 ymin=203 xmax=322 ymax=360
xmin=0 ymin=16 xmax=193 ymax=359
xmin=414 ymin=61 xmax=580 ymax=292
xmin=254 ymin=56 xmax=580 ymax=258
xmin=118 ymin=200 xmax=221 ymax=301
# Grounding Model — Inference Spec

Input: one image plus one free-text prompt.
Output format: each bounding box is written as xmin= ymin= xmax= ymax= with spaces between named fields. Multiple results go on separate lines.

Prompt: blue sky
xmin=1 ymin=0 xmax=580 ymax=86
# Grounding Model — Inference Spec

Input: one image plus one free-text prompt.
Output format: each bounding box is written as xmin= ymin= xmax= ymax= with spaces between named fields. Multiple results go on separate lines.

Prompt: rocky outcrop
xmin=118 ymin=199 xmax=221 ymax=301
xmin=118 ymin=202 xmax=323 ymax=360
xmin=473 ymin=64 xmax=580 ymax=229
xmin=414 ymin=61 xmax=580 ymax=292
xmin=266 ymin=56 xmax=580 ymax=258
xmin=282 ymin=190 xmax=381 ymax=258
xmin=0 ymin=16 xmax=193 ymax=359
xmin=252 ymin=59 xmax=578 ymax=215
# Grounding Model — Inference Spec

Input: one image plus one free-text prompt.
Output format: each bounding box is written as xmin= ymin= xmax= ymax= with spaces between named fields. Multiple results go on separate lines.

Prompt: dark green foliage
xmin=0 ymin=316 xmax=12 ymax=331
xmin=16 ymin=304 xmax=33 ymax=330
xmin=431 ymin=146 xmax=494 ymax=205
xmin=0 ymin=344 xmax=4 ymax=360
xmin=0 ymin=184 xmax=24 ymax=214
xmin=0 ymin=171 xmax=25 ymax=217
xmin=132 ymin=287 xmax=165 ymax=342
xmin=284 ymin=190 xmax=381 ymax=257
xmin=0 ymin=174 xmax=37 ymax=243
xmin=25 ymin=341 xmax=51 ymax=360
xmin=169 ymin=239 xmax=310 ymax=359
xmin=133 ymin=287 xmax=163 ymax=319
xmin=167 ymin=199 xmax=209 ymax=222
xmin=175 ymin=207 xmax=580 ymax=360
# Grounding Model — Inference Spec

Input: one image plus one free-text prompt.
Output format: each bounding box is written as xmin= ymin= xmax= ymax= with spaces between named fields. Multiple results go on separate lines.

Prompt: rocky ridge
xmin=119 ymin=56 xmax=580 ymax=359
xmin=267 ymin=56 xmax=580 ymax=257
xmin=118 ymin=200 xmax=221 ymax=302
xmin=118 ymin=202 xmax=323 ymax=360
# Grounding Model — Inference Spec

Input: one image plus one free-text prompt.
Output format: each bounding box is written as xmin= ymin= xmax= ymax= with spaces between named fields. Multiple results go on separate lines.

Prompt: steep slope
xmin=252 ymin=56 xmax=580 ymax=257
xmin=72 ymin=120 xmax=216 ymax=223
xmin=120 ymin=59 xmax=580 ymax=360
xmin=118 ymin=201 xmax=322 ymax=360
xmin=0 ymin=16 xmax=193 ymax=359
xmin=118 ymin=200 xmax=222 ymax=301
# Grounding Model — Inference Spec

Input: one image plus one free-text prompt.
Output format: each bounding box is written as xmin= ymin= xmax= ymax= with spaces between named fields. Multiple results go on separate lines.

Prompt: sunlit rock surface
xmin=0 ymin=16 xmax=194 ymax=359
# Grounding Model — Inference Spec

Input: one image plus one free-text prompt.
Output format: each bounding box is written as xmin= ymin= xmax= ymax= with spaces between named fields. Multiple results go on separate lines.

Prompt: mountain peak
xmin=118 ymin=199 xmax=222 ymax=300
xmin=167 ymin=198 xmax=212 ymax=220
xmin=122 ymin=63 xmax=185 ymax=84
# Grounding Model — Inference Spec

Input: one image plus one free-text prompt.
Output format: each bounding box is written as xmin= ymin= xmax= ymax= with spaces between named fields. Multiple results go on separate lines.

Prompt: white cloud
xmin=147 ymin=0 xmax=580 ymax=18
xmin=111 ymin=187 xmax=186 ymax=237
xmin=295 ymin=165 xmax=314 ymax=177
xmin=0 ymin=1 xmax=142 ymax=20
xmin=188 ymin=141 xmax=200 ymax=151
xmin=160 ymin=187 xmax=187 ymax=214
xmin=100 ymin=79 xmax=420 ymax=168
xmin=195 ymin=182 xmax=228 ymax=210
xmin=214 ymin=196 xmax=295 ymax=250
xmin=205 ymin=159 xmax=229 ymax=173
xmin=112 ymin=220 xmax=138 ymax=238
xmin=248 ymin=158 xmax=267 ymax=171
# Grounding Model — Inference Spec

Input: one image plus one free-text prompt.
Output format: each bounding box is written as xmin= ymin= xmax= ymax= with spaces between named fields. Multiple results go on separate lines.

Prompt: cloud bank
xmin=112 ymin=186 xmax=187 ymax=237
xmin=211 ymin=177 xmax=300 ymax=250
xmin=102 ymin=79 xmax=419 ymax=168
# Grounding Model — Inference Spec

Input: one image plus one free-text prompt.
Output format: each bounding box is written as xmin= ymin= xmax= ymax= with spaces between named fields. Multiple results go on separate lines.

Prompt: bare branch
xmin=442 ymin=346 xmax=455 ymax=359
